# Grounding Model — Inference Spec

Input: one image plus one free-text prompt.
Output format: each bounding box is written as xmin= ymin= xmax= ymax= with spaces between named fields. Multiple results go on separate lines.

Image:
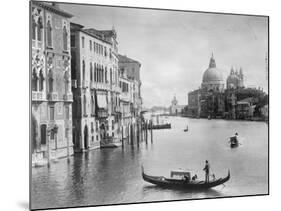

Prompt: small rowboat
xmin=230 ymin=136 xmax=239 ymax=148
xmin=141 ymin=166 xmax=230 ymax=189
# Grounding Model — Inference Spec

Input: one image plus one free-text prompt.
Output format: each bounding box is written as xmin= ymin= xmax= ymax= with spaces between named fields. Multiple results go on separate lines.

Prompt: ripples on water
xmin=31 ymin=117 xmax=268 ymax=210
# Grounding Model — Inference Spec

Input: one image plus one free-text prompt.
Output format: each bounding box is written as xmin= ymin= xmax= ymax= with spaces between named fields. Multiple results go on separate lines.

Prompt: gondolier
xmin=203 ymin=160 xmax=210 ymax=183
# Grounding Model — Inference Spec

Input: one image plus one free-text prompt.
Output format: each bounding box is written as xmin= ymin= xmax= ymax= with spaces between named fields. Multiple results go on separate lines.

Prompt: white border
xmin=0 ymin=0 xmax=279 ymax=211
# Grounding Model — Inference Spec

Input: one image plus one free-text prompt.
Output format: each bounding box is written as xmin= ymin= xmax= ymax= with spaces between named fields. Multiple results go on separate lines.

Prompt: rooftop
xmin=32 ymin=1 xmax=73 ymax=18
xmin=118 ymin=54 xmax=140 ymax=65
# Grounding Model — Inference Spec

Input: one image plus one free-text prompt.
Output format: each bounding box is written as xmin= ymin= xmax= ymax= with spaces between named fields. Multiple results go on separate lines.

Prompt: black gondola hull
xmin=142 ymin=168 xmax=230 ymax=190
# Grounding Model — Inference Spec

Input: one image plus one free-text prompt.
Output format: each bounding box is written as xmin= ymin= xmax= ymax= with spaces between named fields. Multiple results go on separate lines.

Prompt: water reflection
xmin=32 ymin=117 xmax=268 ymax=210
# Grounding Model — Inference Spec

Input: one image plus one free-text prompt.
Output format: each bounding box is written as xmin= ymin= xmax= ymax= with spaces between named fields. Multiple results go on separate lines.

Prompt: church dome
xmin=202 ymin=54 xmax=224 ymax=84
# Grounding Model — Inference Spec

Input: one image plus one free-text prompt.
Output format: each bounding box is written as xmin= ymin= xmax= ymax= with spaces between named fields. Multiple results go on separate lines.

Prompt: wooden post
xmin=150 ymin=120 xmax=153 ymax=143
xmin=145 ymin=121 xmax=148 ymax=143
xmin=47 ymin=128 xmax=51 ymax=168
xmin=67 ymin=128 xmax=70 ymax=163
xmin=137 ymin=121 xmax=140 ymax=145
xmin=131 ymin=123 xmax=134 ymax=145
xmin=121 ymin=126 xmax=124 ymax=147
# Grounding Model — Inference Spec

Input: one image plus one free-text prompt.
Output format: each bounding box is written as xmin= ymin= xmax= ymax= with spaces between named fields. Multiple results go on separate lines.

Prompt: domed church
xmin=201 ymin=53 xmax=224 ymax=92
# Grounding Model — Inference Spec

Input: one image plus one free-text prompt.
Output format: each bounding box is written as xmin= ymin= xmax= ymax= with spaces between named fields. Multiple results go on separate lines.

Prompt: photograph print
xmin=30 ymin=1 xmax=269 ymax=210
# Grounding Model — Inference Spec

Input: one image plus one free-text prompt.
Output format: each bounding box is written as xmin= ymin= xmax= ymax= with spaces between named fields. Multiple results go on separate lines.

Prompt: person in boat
xmin=192 ymin=174 xmax=198 ymax=181
xmin=183 ymin=175 xmax=190 ymax=183
xmin=231 ymin=132 xmax=239 ymax=144
xmin=203 ymin=160 xmax=210 ymax=183
xmin=211 ymin=173 xmax=216 ymax=181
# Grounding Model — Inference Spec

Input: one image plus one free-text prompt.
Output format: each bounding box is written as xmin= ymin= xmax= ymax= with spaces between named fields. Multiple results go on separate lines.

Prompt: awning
xmin=97 ymin=94 xmax=107 ymax=108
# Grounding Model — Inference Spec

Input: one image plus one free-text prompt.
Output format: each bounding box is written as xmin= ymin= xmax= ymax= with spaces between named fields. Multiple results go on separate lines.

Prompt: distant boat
xmin=184 ymin=125 xmax=188 ymax=132
xmin=229 ymin=136 xmax=239 ymax=148
xmin=141 ymin=166 xmax=230 ymax=190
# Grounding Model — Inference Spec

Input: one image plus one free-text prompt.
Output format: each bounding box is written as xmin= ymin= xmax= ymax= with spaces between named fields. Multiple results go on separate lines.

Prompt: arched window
xmin=48 ymin=69 xmax=53 ymax=93
xmin=32 ymin=68 xmax=38 ymax=91
xmin=91 ymin=95 xmax=95 ymax=115
xmin=90 ymin=62 xmax=93 ymax=82
xmin=39 ymin=69 xmax=44 ymax=91
xmin=101 ymin=66 xmax=104 ymax=83
xmin=110 ymin=68 xmax=112 ymax=85
xmin=32 ymin=17 xmax=36 ymax=40
xmin=82 ymin=60 xmax=85 ymax=81
xmin=98 ymin=65 xmax=100 ymax=82
xmin=47 ymin=20 xmax=52 ymax=47
xmin=83 ymin=95 xmax=87 ymax=116
xmin=37 ymin=17 xmax=43 ymax=42
xmin=64 ymin=70 xmax=70 ymax=93
xmin=63 ymin=25 xmax=68 ymax=51
xmin=104 ymin=67 xmax=108 ymax=83
xmin=94 ymin=63 xmax=97 ymax=82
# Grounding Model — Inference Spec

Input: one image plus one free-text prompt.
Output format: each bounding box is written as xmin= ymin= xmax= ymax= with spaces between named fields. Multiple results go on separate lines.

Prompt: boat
xmin=229 ymin=136 xmax=239 ymax=148
xmin=141 ymin=166 xmax=230 ymax=189
xmin=183 ymin=126 xmax=188 ymax=132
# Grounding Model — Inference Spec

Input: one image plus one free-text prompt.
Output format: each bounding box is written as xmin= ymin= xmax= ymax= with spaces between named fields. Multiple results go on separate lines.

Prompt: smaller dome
xmin=227 ymin=74 xmax=239 ymax=83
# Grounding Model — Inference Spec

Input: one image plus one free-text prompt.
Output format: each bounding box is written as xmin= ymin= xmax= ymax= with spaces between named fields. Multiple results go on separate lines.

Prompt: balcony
xmin=90 ymin=82 xmax=110 ymax=91
xmin=63 ymin=93 xmax=73 ymax=102
xmin=32 ymin=91 xmax=45 ymax=102
xmin=112 ymin=85 xmax=121 ymax=93
xmin=82 ymin=80 xmax=89 ymax=89
xmin=97 ymin=109 xmax=109 ymax=118
xmin=47 ymin=92 xmax=58 ymax=101
xmin=71 ymin=80 xmax=77 ymax=88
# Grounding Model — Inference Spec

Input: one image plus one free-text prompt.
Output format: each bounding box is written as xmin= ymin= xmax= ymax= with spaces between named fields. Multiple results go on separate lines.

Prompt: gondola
xmin=141 ymin=166 xmax=230 ymax=189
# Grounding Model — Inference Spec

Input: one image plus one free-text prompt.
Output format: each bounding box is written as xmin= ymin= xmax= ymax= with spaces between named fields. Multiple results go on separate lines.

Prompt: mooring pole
xmin=150 ymin=120 xmax=153 ymax=143
xmin=121 ymin=126 xmax=124 ymax=147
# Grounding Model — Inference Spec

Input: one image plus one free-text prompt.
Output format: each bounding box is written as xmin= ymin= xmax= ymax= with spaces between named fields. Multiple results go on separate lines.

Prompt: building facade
xmin=31 ymin=2 xmax=73 ymax=166
xmin=170 ymin=96 xmax=184 ymax=115
xmin=118 ymin=55 xmax=142 ymax=143
xmin=70 ymin=23 xmax=122 ymax=151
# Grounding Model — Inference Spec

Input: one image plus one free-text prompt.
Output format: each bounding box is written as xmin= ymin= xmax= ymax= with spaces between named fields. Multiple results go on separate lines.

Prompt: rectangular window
xmin=50 ymin=106 xmax=55 ymax=120
xmin=65 ymin=106 xmax=69 ymax=120
xmin=96 ymin=135 xmax=99 ymax=141
xmin=65 ymin=128 xmax=69 ymax=138
xmin=82 ymin=36 xmax=85 ymax=48
xmin=91 ymin=122 xmax=94 ymax=132
xmin=50 ymin=130 xmax=55 ymax=140
xmin=71 ymin=35 xmax=75 ymax=47
xmin=89 ymin=40 xmax=92 ymax=51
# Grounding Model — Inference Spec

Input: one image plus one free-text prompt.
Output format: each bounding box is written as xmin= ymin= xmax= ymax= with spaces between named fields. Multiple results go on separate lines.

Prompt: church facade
xmin=187 ymin=54 xmax=247 ymax=119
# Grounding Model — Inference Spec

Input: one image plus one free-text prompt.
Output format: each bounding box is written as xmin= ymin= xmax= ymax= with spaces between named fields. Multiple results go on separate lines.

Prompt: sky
xmin=59 ymin=3 xmax=268 ymax=108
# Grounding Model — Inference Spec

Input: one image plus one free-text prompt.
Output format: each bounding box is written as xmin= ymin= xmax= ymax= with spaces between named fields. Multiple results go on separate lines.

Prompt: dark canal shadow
xmin=142 ymin=184 xmax=223 ymax=197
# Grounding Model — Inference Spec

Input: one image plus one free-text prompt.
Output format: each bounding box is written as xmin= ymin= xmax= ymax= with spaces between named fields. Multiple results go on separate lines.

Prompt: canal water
xmin=31 ymin=117 xmax=268 ymax=210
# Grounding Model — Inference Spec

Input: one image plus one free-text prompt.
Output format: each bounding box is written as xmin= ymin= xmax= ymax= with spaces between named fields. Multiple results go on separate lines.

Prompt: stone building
xmin=187 ymin=89 xmax=201 ymax=117
xmin=118 ymin=55 xmax=142 ymax=142
xmin=31 ymin=2 xmax=73 ymax=166
xmin=70 ymin=23 xmax=121 ymax=150
xmin=170 ymin=96 xmax=184 ymax=115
